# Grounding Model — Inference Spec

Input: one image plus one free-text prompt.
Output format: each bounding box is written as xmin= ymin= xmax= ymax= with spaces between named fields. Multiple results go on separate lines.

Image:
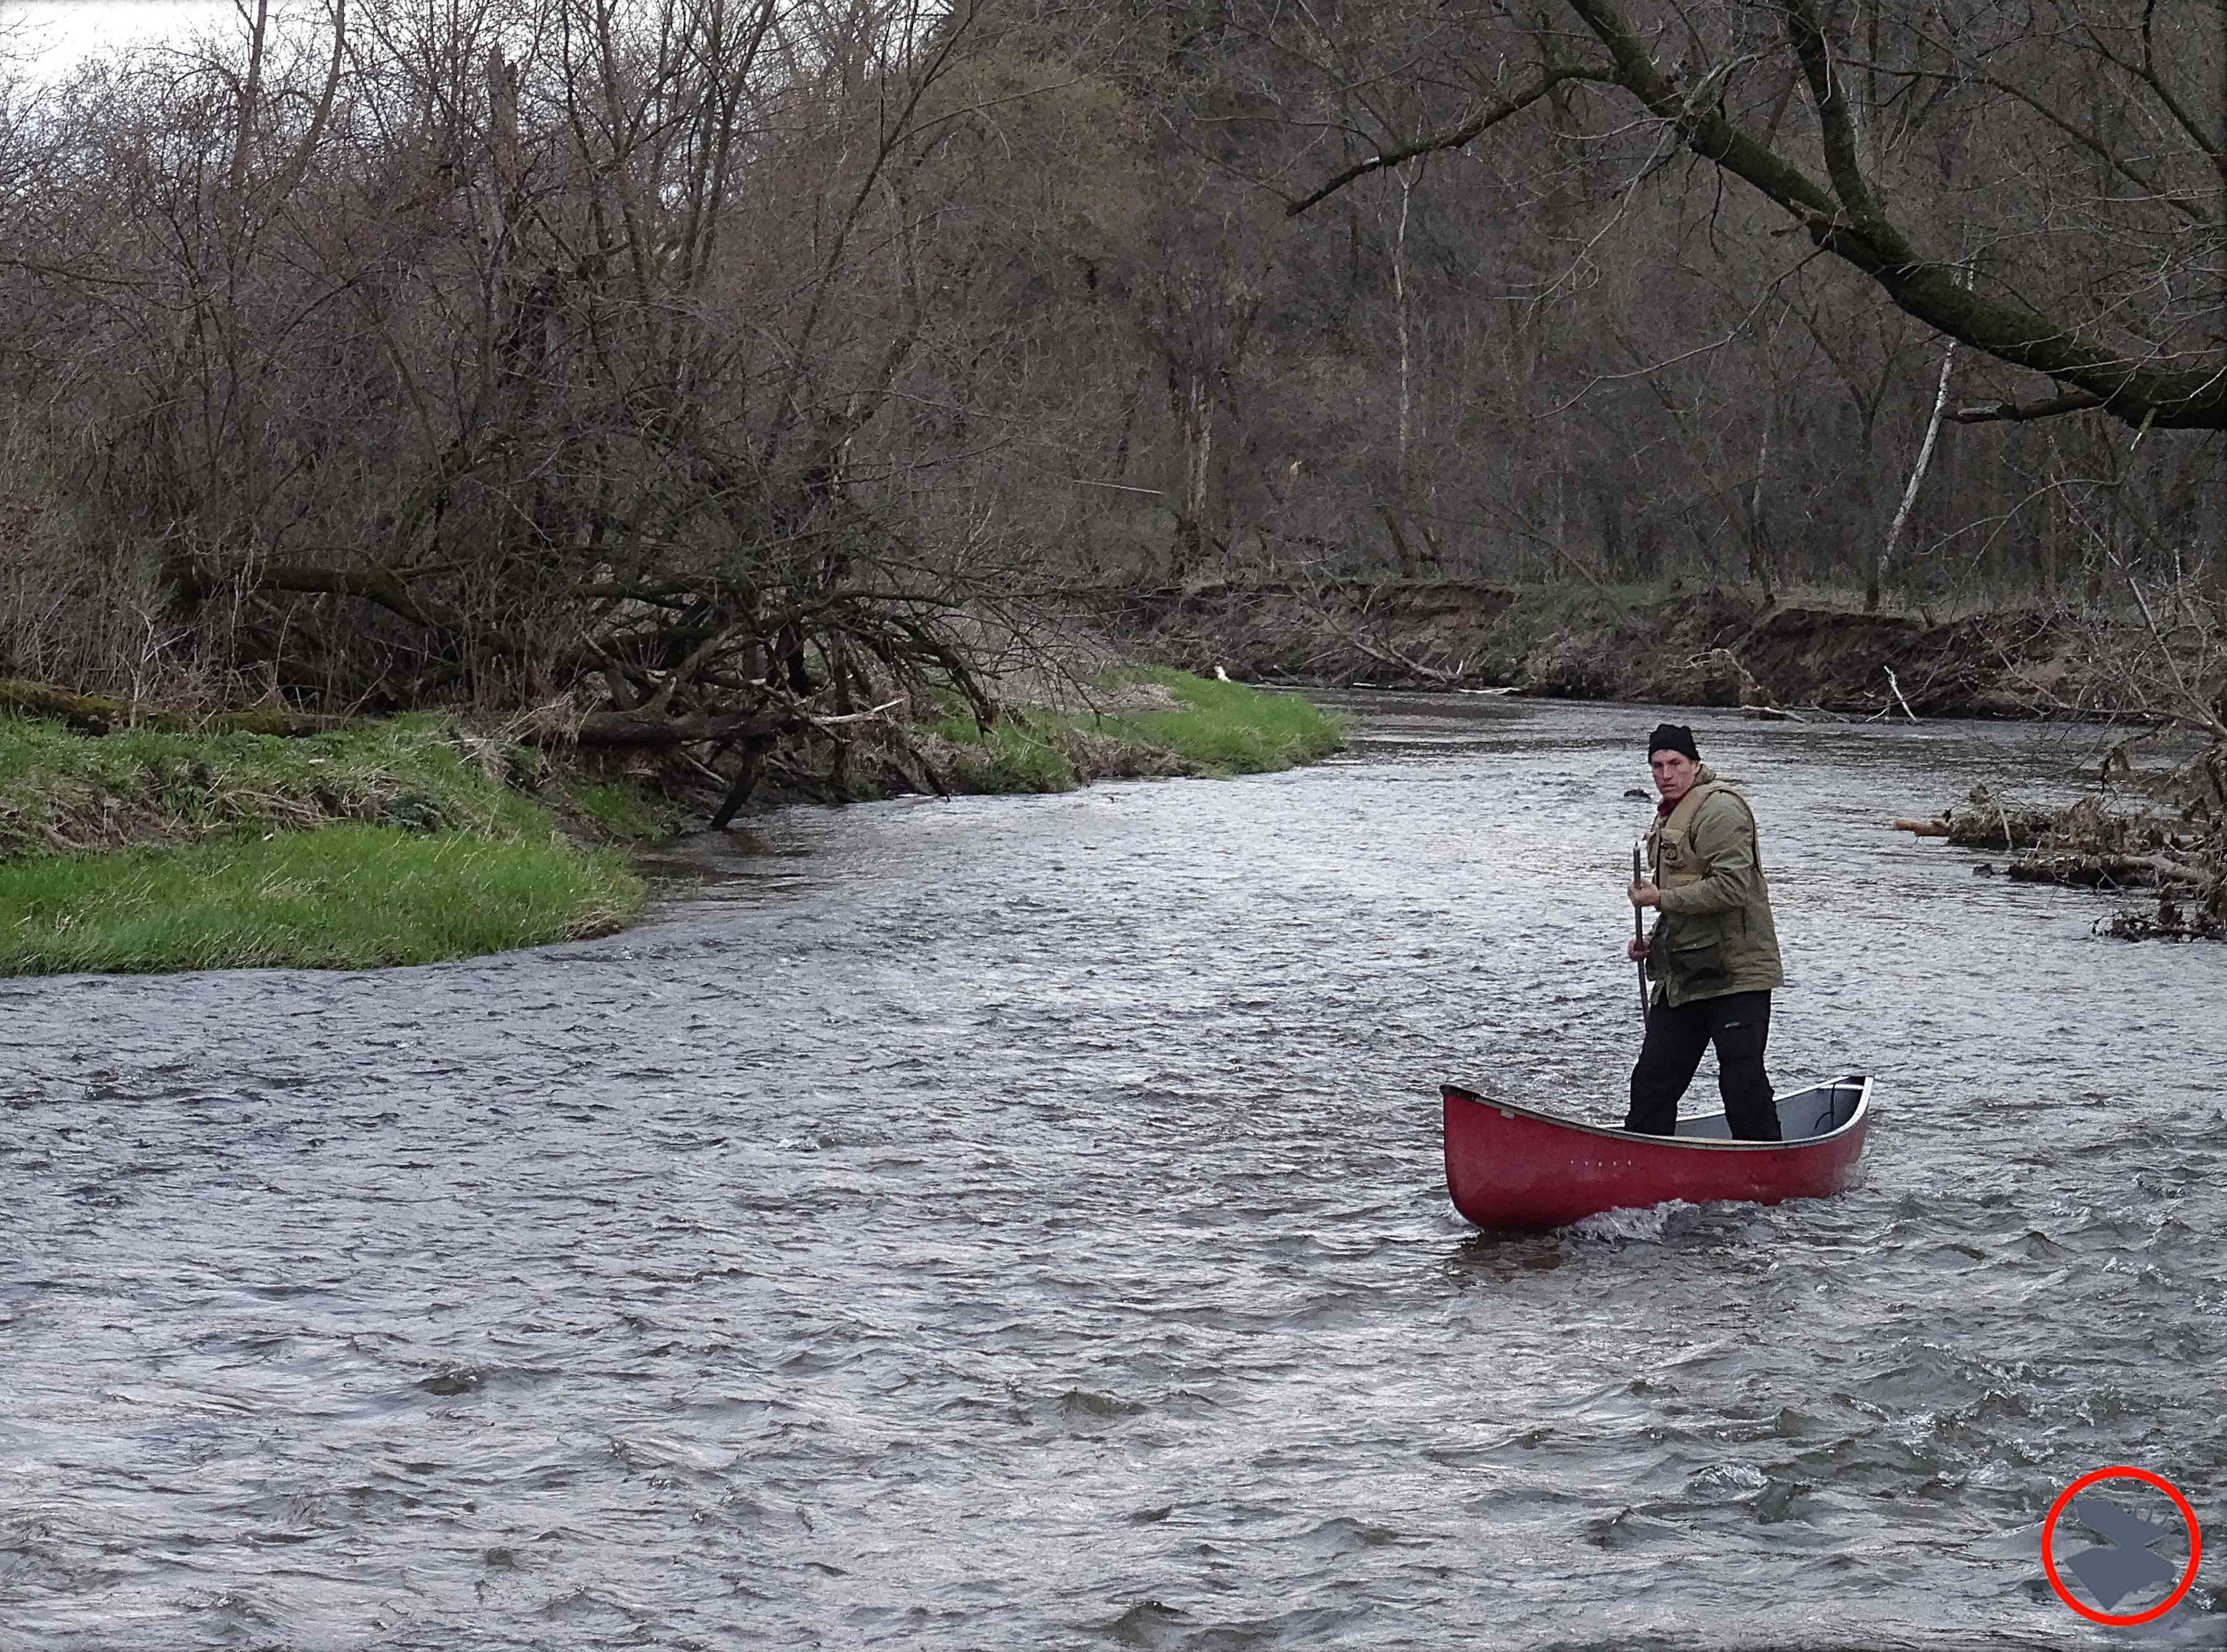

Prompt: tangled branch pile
xmin=0 ymin=0 xmax=1099 ymax=816
xmin=1930 ymin=759 xmax=2227 ymax=940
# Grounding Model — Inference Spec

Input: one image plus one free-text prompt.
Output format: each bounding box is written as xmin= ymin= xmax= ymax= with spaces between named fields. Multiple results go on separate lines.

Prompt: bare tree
xmin=0 ymin=0 xmax=1102 ymax=802
xmin=1280 ymin=0 xmax=2227 ymax=431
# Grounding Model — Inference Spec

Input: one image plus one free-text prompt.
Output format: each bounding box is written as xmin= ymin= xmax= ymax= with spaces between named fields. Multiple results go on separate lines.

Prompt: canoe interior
xmin=1673 ymin=1077 xmax=1867 ymax=1142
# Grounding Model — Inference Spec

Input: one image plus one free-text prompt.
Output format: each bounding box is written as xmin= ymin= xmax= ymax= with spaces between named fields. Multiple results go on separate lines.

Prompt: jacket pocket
xmin=1663 ymin=913 xmax=1727 ymax=955
xmin=1660 ymin=915 xmax=1732 ymax=997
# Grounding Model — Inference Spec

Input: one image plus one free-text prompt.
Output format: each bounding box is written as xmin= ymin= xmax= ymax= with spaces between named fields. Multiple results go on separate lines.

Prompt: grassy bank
xmin=0 ymin=711 xmax=681 ymax=856
xmin=0 ymin=668 xmax=1342 ymax=974
xmin=0 ymin=825 xmax=640 ymax=974
xmin=0 ymin=714 xmax=658 ymax=976
xmin=926 ymin=666 xmax=1345 ymax=793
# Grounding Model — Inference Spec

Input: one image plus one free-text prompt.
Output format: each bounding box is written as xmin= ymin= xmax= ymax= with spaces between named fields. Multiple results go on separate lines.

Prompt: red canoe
xmin=1441 ymin=1076 xmax=1873 ymax=1231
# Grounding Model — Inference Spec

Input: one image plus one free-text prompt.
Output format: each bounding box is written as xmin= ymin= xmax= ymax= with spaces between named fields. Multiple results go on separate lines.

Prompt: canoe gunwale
xmin=1440 ymin=1075 xmax=1872 ymax=1154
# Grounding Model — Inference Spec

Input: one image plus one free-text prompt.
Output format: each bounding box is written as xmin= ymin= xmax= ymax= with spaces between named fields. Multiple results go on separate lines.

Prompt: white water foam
xmin=1562 ymin=1198 xmax=1755 ymax=1243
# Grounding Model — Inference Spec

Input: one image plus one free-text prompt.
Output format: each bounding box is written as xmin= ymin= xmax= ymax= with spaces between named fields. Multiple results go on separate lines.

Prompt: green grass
xmin=928 ymin=667 xmax=1344 ymax=793
xmin=934 ymin=714 xmax=1086 ymax=793
xmin=0 ymin=712 xmax=660 ymax=975
xmin=0 ymin=824 xmax=642 ymax=975
xmin=1095 ymin=666 xmax=1345 ymax=772
xmin=548 ymin=777 xmax=685 ymax=842
xmin=0 ymin=711 xmax=553 ymax=855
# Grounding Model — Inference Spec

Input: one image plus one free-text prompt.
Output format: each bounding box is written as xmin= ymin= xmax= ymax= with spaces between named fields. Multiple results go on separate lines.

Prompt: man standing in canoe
xmin=1624 ymin=724 xmax=1785 ymax=1141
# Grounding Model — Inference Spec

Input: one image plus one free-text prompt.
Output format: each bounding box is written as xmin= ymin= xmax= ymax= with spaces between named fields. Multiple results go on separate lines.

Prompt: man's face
xmin=1651 ymin=750 xmax=1699 ymax=802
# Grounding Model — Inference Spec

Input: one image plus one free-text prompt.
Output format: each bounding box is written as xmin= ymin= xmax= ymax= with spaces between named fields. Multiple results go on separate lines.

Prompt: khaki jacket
xmin=1646 ymin=764 xmax=1784 ymax=1007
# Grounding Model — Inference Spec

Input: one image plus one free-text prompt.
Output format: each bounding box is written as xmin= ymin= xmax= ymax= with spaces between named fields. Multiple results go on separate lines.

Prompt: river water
xmin=4 ymin=695 xmax=2224 ymax=1649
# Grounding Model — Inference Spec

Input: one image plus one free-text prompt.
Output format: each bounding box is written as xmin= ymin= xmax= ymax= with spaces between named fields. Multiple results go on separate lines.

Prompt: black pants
xmin=1625 ymin=989 xmax=1779 ymax=1141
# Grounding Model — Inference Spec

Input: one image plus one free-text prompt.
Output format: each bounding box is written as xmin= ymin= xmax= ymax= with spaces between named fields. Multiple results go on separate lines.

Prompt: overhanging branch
xmin=1950 ymin=392 xmax=2108 ymax=425
xmin=1553 ymin=0 xmax=2227 ymax=428
xmin=1286 ymin=68 xmax=1600 ymax=217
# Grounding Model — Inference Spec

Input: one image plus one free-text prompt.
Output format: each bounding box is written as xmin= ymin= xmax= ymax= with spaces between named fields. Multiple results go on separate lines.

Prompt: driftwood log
xmin=0 ymin=678 xmax=346 ymax=738
xmin=1896 ymin=774 xmax=2225 ymax=939
xmin=2009 ymin=851 xmax=2214 ymax=890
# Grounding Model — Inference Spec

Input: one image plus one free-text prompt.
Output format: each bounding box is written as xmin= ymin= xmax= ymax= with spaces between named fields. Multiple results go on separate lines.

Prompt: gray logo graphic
xmin=2060 ymin=1493 xmax=2184 ymax=1612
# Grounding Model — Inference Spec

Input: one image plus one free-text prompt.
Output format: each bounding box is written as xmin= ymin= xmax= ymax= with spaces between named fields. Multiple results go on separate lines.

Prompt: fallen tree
xmin=1909 ymin=762 xmax=2227 ymax=940
xmin=0 ymin=679 xmax=344 ymax=738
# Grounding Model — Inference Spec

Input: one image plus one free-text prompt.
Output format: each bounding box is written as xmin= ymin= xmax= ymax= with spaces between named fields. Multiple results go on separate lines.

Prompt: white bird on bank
xmin=1213 ymin=665 xmax=1232 ymax=682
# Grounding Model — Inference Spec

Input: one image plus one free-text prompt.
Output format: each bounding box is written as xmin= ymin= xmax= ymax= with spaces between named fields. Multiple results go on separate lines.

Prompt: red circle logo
xmin=2042 ymin=1467 xmax=2202 ymax=1625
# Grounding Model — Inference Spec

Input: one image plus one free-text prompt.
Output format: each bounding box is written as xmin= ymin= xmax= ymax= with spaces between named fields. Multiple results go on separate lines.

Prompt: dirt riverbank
xmin=1091 ymin=582 xmax=2101 ymax=720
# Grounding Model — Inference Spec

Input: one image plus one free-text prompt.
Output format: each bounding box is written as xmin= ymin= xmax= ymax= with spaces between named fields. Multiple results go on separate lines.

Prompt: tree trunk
xmin=1876 ymin=338 xmax=1956 ymax=612
xmin=1172 ymin=371 xmax=1213 ymax=582
xmin=1748 ymin=397 xmax=1776 ymax=600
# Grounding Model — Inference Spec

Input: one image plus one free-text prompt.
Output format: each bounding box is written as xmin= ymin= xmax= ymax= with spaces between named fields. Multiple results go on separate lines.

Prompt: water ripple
xmin=2 ymin=696 xmax=2223 ymax=1647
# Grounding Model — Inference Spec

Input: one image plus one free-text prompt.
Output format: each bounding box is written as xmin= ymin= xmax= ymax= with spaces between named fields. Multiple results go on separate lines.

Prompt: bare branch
xmin=1952 ymin=393 xmax=2109 ymax=426
xmin=1285 ymin=67 xmax=1601 ymax=216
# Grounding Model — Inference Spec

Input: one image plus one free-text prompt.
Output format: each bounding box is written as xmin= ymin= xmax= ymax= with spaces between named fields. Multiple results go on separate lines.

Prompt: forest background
xmin=2 ymin=0 xmax=2226 ymax=781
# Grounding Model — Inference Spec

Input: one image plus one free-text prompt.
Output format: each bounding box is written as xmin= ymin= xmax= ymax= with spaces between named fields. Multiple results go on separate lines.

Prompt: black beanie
xmin=1647 ymin=722 xmax=1701 ymax=761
